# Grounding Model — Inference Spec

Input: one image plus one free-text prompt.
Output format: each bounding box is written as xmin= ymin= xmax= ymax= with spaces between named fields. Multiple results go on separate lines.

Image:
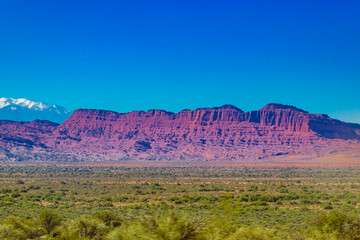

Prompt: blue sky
xmin=0 ymin=1 xmax=359 ymax=122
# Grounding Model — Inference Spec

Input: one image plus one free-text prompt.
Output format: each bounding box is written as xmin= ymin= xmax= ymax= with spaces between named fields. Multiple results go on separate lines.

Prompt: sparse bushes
xmin=1 ymin=166 xmax=360 ymax=239
xmin=1 ymin=207 xmax=360 ymax=239
xmin=248 ymin=185 xmax=258 ymax=192
xmin=226 ymin=226 xmax=279 ymax=240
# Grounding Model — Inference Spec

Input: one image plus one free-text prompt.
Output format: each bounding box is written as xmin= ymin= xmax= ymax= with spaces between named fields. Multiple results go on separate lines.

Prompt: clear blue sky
xmin=0 ymin=0 xmax=359 ymax=122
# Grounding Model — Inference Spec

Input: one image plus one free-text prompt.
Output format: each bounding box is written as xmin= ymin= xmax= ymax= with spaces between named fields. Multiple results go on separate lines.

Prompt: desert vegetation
xmin=1 ymin=165 xmax=360 ymax=239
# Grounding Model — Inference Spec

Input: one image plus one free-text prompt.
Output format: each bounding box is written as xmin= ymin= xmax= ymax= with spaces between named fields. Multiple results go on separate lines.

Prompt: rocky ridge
xmin=0 ymin=103 xmax=359 ymax=162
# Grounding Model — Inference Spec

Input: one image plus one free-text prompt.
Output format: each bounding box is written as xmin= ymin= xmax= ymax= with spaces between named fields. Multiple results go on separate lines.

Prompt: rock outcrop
xmin=0 ymin=103 xmax=359 ymax=162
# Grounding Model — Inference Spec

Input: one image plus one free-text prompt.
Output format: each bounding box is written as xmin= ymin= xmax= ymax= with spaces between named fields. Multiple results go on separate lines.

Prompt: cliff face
xmin=0 ymin=120 xmax=58 ymax=149
xmin=244 ymin=105 xmax=311 ymax=132
xmin=54 ymin=103 xmax=359 ymax=142
xmin=0 ymin=103 xmax=359 ymax=161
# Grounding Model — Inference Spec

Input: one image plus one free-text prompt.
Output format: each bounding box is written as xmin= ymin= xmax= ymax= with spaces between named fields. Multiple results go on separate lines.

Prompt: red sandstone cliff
xmin=0 ymin=103 xmax=359 ymax=162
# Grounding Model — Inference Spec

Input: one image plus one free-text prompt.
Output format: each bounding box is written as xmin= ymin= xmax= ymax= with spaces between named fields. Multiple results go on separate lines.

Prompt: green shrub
xmin=57 ymin=215 xmax=107 ymax=240
xmin=248 ymin=185 xmax=258 ymax=192
xmin=37 ymin=208 xmax=62 ymax=234
xmin=226 ymin=226 xmax=279 ymax=240
xmin=0 ymin=216 xmax=45 ymax=240
xmin=312 ymin=210 xmax=360 ymax=240
xmin=106 ymin=211 xmax=203 ymax=240
xmin=96 ymin=210 xmax=122 ymax=228
xmin=16 ymin=180 xmax=25 ymax=184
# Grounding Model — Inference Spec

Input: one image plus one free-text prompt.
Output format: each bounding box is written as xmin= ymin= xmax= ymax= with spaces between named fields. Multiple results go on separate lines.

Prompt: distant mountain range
xmin=0 ymin=98 xmax=72 ymax=123
xmin=0 ymin=101 xmax=359 ymax=164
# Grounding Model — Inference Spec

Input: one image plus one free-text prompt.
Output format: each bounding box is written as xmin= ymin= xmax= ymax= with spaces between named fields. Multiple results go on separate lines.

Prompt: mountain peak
xmin=0 ymin=97 xmax=58 ymax=111
xmin=218 ymin=104 xmax=243 ymax=111
xmin=194 ymin=104 xmax=244 ymax=112
xmin=260 ymin=103 xmax=308 ymax=113
xmin=0 ymin=97 xmax=72 ymax=123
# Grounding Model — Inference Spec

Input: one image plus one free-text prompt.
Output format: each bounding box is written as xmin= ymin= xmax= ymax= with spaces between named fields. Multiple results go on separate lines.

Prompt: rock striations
xmin=0 ymin=103 xmax=359 ymax=162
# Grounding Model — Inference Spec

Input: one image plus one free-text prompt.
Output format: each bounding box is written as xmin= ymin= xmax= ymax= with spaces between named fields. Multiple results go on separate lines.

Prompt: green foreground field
xmin=1 ymin=164 xmax=360 ymax=239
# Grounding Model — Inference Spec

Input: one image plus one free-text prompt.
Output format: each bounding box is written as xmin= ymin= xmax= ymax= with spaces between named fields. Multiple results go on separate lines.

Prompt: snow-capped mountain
xmin=0 ymin=98 xmax=72 ymax=123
